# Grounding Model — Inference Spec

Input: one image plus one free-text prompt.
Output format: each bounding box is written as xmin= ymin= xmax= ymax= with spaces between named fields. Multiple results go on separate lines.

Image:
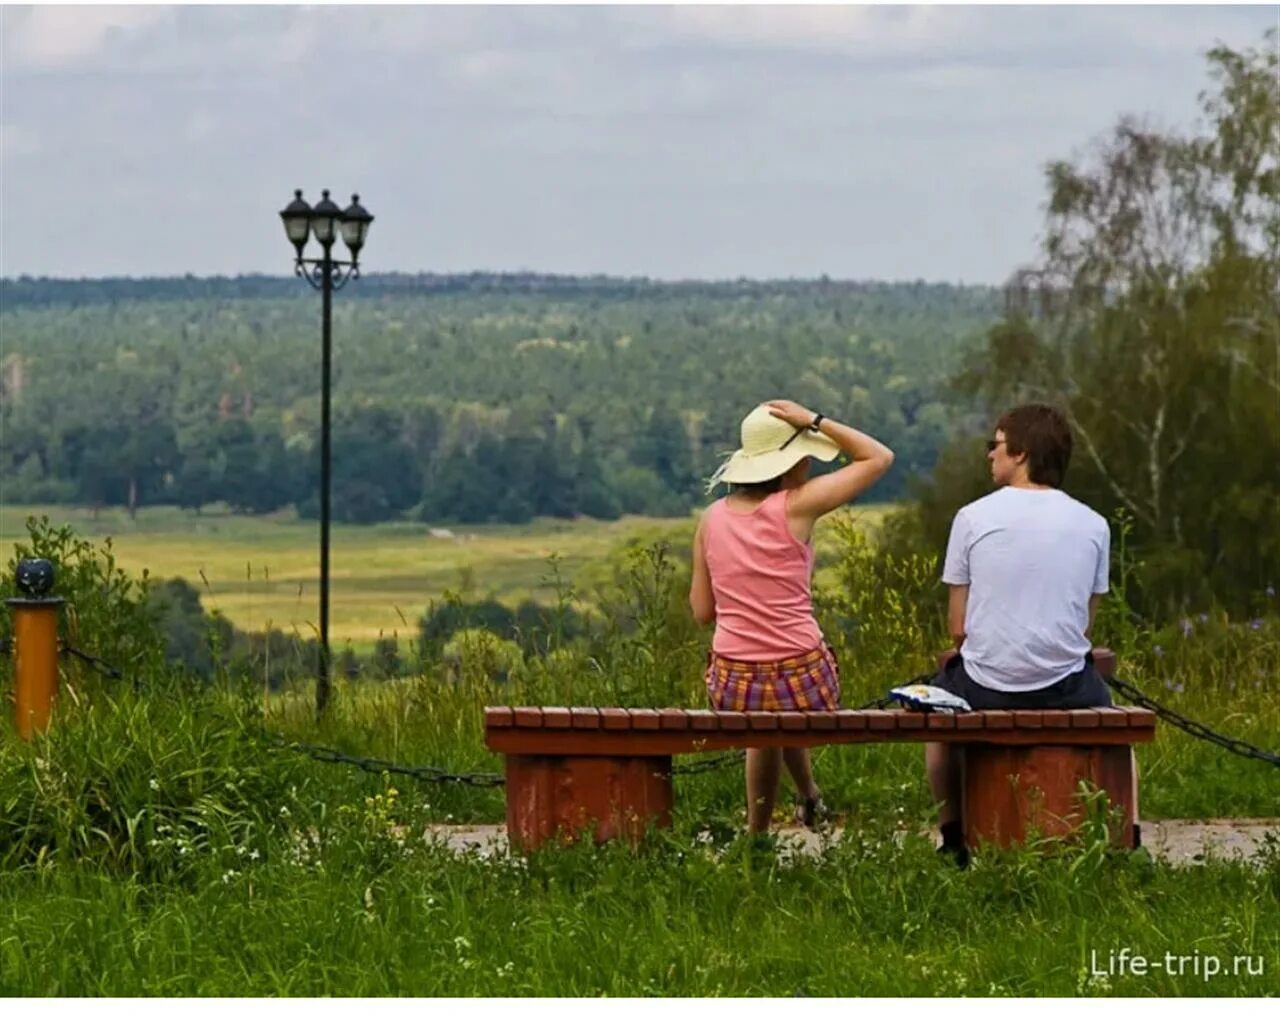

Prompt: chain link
xmin=59 ymin=643 xmax=124 ymax=680
xmin=281 ymin=740 xmax=507 ymax=788
xmin=671 ymin=750 xmax=745 ymax=775
xmin=1104 ymin=674 xmax=1280 ymax=768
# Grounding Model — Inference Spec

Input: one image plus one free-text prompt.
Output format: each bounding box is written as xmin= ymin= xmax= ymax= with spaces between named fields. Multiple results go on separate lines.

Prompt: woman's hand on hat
xmin=765 ymin=400 xmax=817 ymax=430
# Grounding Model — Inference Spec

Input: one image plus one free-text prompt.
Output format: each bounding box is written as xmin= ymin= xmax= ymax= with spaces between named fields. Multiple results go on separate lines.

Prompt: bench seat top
xmin=484 ymin=706 xmax=1156 ymax=756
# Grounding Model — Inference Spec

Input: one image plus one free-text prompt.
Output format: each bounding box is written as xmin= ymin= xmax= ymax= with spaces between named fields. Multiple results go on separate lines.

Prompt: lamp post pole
xmin=279 ymin=189 xmax=374 ymax=717
xmin=319 ymin=249 xmax=333 ymax=712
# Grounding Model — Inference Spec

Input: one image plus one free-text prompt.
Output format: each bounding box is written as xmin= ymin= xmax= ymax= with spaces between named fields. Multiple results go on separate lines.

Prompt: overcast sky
xmin=1 ymin=3 xmax=1274 ymax=283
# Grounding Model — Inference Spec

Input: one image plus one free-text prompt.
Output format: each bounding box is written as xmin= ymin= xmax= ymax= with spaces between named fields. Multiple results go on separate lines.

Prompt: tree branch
xmin=1063 ymin=406 xmax=1157 ymax=529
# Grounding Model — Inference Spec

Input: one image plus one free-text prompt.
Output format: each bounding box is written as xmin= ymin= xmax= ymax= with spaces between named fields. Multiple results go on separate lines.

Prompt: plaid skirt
xmin=705 ymin=644 xmax=841 ymax=712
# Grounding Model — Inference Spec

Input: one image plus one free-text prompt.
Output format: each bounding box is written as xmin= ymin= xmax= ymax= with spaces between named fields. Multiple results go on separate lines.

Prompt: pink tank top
xmin=701 ymin=489 xmax=824 ymax=660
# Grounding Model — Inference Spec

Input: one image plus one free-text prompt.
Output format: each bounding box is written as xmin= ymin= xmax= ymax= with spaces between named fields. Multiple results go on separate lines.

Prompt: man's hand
xmin=766 ymin=399 xmax=818 ymax=430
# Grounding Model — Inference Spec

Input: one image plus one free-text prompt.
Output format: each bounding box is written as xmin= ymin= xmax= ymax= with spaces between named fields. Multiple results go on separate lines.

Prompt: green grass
xmin=1 ymin=615 xmax=1276 ymax=996
xmin=2 ymin=824 xmax=1276 ymax=996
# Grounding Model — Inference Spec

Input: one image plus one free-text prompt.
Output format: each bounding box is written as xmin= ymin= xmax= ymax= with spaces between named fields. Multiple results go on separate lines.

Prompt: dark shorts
xmin=933 ymin=652 xmax=1113 ymax=711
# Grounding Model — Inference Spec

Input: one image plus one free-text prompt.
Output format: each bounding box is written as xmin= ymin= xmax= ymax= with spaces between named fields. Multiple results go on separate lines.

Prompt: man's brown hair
xmin=995 ymin=404 xmax=1073 ymax=488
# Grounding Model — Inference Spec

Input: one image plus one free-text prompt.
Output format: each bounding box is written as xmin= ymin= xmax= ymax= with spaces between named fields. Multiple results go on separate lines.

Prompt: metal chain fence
xmin=5 ymin=640 xmax=1276 ymax=781
xmin=59 ymin=644 xmax=124 ymax=681
xmin=1104 ymin=673 xmax=1280 ymax=768
xmin=281 ymin=740 xmax=507 ymax=787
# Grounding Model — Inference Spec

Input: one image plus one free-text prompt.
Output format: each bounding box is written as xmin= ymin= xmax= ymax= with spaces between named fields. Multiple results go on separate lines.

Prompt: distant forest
xmin=0 ymin=275 xmax=1002 ymax=523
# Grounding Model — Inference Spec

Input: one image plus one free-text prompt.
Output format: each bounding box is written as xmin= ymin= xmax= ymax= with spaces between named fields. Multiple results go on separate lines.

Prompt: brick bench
xmin=484 ymin=701 xmax=1157 ymax=853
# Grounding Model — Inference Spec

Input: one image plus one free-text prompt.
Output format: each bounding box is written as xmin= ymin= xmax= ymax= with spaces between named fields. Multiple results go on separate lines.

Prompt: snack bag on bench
xmin=888 ymin=684 xmax=972 ymax=713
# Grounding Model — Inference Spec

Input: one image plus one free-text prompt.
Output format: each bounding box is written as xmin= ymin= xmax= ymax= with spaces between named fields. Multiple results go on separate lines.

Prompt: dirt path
xmin=424 ymin=819 xmax=1280 ymax=865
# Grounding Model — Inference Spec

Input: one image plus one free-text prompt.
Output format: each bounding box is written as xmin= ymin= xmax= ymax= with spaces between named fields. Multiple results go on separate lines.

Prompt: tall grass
xmin=2 ymin=810 xmax=1277 ymax=995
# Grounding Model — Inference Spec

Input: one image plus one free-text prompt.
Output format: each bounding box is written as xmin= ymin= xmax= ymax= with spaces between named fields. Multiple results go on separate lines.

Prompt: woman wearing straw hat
xmin=690 ymin=399 xmax=895 ymax=834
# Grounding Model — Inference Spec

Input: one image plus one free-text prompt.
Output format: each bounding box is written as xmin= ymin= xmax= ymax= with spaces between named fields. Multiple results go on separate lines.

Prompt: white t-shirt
xmin=942 ymin=486 xmax=1109 ymax=692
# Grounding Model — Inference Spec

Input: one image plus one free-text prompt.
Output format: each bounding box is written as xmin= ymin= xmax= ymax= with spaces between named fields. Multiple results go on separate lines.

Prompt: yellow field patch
xmin=0 ymin=502 xmax=894 ymax=653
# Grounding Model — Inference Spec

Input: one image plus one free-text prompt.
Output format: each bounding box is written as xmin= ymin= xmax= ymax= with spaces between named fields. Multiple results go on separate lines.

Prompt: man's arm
xmin=1086 ymin=593 xmax=1102 ymax=639
xmin=948 ymin=584 xmax=969 ymax=650
xmin=1087 ymin=521 xmax=1110 ymax=641
xmin=689 ymin=517 xmax=716 ymax=626
xmin=941 ymin=509 xmax=971 ymax=650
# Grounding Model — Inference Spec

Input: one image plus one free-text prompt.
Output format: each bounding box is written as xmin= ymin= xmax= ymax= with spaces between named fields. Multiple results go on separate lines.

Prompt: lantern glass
xmin=311 ymin=215 xmax=337 ymax=245
xmin=340 ymin=216 xmax=368 ymax=251
xmin=283 ymin=214 xmax=310 ymax=245
xmin=340 ymin=194 xmax=373 ymax=256
xmin=310 ymin=190 xmax=342 ymax=247
xmin=279 ymin=190 xmax=313 ymax=255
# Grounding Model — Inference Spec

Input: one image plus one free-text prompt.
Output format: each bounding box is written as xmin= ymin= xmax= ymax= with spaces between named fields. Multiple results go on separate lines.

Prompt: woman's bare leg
xmin=746 ymin=748 xmax=783 ymax=832
xmin=783 ymin=747 xmax=820 ymax=801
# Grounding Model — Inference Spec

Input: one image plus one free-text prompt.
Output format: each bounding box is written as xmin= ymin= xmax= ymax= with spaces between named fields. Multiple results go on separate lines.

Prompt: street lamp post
xmin=278 ymin=188 xmax=374 ymax=716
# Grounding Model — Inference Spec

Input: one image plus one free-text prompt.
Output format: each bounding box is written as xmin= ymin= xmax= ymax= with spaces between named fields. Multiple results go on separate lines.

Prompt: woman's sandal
xmin=794 ymin=793 xmax=828 ymax=830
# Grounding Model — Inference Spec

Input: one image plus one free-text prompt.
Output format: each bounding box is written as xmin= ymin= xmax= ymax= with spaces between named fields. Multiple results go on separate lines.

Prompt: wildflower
xmin=1164 ymin=680 xmax=1184 ymax=694
xmin=1179 ymin=618 xmax=1193 ymax=637
xmin=1249 ymin=619 xmax=1263 ymax=631
xmin=1267 ymin=585 xmax=1276 ymax=598
xmin=149 ymin=778 xmax=160 ymax=792
xmin=248 ymin=849 xmax=261 ymax=861
xmin=1153 ymin=645 xmax=1165 ymax=657
xmin=1198 ymin=613 xmax=1209 ymax=624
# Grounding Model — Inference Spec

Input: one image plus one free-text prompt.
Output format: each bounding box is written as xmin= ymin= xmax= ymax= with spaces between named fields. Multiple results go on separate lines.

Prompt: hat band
xmin=778 ymin=425 xmax=809 ymax=450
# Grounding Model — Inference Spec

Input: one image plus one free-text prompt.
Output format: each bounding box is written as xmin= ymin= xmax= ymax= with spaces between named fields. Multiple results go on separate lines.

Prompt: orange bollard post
xmin=6 ymin=558 xmax=64 ymax=740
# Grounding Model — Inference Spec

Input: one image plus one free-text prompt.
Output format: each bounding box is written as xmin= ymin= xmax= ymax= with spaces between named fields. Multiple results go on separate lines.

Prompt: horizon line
xmin=0 ymin=269 xmax=1007 ymax=289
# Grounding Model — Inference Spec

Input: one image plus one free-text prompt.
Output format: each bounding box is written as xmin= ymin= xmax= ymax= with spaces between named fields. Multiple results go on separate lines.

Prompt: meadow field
xmin=0 ymin=502 xmax=895 ymax=653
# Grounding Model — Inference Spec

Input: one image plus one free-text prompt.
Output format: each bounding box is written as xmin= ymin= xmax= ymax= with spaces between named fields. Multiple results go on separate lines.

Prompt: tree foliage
xmin=905 ymin=31 xmax=1279 ymax=614
xmin=0 ymin=278 xmax=1000 ymax=523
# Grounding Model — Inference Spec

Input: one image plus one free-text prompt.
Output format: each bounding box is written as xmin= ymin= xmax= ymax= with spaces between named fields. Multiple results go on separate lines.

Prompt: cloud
xmin=1 ymin=5 xmax=172 ymax=69
xmin=0 ymin=5 xmax=1274 ymax=280
xmin=652 ymin=5 xmax=936 ymax=55
xmin=0 ymin=122 xmax=41 ymax=160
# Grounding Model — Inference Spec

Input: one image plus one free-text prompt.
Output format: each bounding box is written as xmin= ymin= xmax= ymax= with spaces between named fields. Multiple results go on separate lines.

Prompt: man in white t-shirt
xmin=927 ymin=404 xmax=1114 ymax=866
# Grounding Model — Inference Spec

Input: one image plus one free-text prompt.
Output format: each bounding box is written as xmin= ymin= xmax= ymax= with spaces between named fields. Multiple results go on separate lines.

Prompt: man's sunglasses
xmin=986 ymin=439 xmax=1007 ymax=453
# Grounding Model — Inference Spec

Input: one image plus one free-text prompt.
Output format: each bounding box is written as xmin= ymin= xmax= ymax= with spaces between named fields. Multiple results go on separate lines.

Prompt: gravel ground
xmin=423 ymin=819 xmax=1280 ymax=865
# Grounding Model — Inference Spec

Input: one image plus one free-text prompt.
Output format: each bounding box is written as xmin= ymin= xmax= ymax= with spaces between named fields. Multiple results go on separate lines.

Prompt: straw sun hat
xmin=706 ymin=403 xmax=841 ymax=492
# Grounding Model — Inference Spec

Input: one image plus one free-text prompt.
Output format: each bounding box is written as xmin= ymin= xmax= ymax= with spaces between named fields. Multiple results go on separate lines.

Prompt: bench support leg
xmin=504 ymin=754 xmax=673 ymax=853
xmin=961 ymin=744 xmax=1137 ymax=849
